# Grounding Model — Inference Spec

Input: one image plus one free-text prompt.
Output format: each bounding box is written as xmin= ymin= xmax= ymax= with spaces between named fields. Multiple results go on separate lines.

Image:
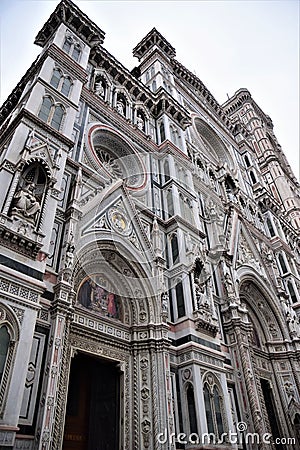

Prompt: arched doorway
xmin=63 ymin=352 xmax=120 ymax=450
xmin=222 ymin=276 xmax=298 ymax=448
xmin=58 ymin=241 xmax=162 ymax=450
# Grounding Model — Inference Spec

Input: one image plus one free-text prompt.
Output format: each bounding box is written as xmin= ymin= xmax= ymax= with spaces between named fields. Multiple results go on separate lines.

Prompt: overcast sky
xmin=0 ymin=0 xmax=299 ymax=179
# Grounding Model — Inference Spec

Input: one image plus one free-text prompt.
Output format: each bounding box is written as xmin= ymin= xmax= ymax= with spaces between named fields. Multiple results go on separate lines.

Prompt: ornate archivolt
xmin=191 ymin=116 xmax=235 ymax=171
xmin=71 ymin=242 xmax=159 ymax=326
xmin=239 ymin=278 xmax=287 ymax=342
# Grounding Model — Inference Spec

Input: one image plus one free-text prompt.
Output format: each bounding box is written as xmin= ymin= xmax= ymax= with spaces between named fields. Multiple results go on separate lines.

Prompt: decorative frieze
xmin=73 ymin=313 xmax=130 ymax=341
xmin=0 ymin=277 xmax=39 ymax=304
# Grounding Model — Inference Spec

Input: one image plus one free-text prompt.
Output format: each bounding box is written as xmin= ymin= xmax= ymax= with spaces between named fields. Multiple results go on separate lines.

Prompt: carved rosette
xmin=139 ymin=353 xmax=151 ymax=448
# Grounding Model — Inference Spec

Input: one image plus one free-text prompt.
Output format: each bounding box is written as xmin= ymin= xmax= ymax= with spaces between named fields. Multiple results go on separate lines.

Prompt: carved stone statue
xmin=195 ymin=283 xmax=209 ymax=309
xmin=261 ymin=242 xmax=273 ymax=264
xmin=64 ymin=231 xmax=75 ymax=269
xmin=280 ymin=297 xmax=300 ymax=338
xmin=137 ymin=114 xmax=144 ymax=131
xmin=116 ymin=100 xmax=125 ymax=115
xmin=161 ymin=292 xmax=169 ymax=314
xmin=12 ymin=183 xmax=41 ymax=219
xmin=186 ymin=232 xmax=193 ymax=253
xmin=224 ymin=272 xmax=235 ymax=298
xmin=95 ymin=80 xmax=105 ymax=97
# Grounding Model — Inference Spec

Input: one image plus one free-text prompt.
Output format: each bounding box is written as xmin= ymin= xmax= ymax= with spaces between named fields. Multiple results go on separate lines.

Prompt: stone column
xmin=222 ymin=302 xmax=270 ymax=450
xmin=36 ymin=279 xmax=73 ymax=450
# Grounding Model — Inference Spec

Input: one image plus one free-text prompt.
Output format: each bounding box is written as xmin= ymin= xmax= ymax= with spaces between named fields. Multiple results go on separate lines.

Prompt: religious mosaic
xmin=77 ymin=275 xmax=121 ymax=319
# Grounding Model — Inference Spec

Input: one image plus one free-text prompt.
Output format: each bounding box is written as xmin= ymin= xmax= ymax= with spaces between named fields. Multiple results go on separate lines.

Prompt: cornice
xmin=48 ymin=44 xmax=88 ymax=83
xmin=222 ymin=88 xmax=271 ymax=126
xmin=0 ymin=53 xmax=47 ymax=126
xmin=171 ymin=58 xmax=234 ymax=132
xmin=34 ymin=0 xmax=105 ymax=48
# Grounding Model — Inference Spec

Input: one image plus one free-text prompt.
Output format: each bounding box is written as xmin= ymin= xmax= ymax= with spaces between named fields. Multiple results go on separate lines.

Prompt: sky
xmin=0 ymin=0 xmax=299 ymax=179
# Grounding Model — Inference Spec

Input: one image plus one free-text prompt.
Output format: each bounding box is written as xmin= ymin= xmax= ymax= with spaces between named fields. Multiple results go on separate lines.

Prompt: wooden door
xmin=63 ymin=353 xmax=119 ymax=450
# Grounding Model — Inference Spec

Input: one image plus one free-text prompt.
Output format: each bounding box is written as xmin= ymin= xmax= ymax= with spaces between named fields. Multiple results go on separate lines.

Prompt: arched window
xmin=249 ymin=171 xmax=257 ymax=184
xmin=51 ymin=105 xmax=64 ymax=130
xmin=72 ymin=44 xmax=81 ymax=62
xmin=186 ymin=384 xmax=198 ymax=434
xmin=50 ymin=68 xmax=72 ymax=97
xmin=159 ymin=122 xmax=165 ymax=142
xmin=287 ymin=281 xmax=297 ymax=303
xmin=61 ymin=77 xmax=72 ymax=96
xmin=38 ymin=97 xmax=52 ymax=122
xmin=244 ymin=155 xmax=251 ymax=167
xmin=50 ymin=69 xmax=62 ymax=89
xmin=170 ymin=126 xmax=178 ymax=145
xmin=278 ymin=253 xmax=288 ymax=274
xmin=0 ymin=326 xmax=10 ymax=384
xmin=203 ymin=379 xmax=225 ymax=438
xmin=251 ymin=325 xmax=261 ymax=348
xmin=213 ymin=386 xmax=224 ymax=436
xmin=152 ymin=80 xmax=157 ymax=92
xmin=164 ymin=159 xmax=170 ymax=183
xmin=204 ymin=384 xmax=214 ymax=433
xmin=38 ymin=97 xmax=65 ymax=131
xmin=175 ymin=281 xmax=185 ymax=318
xmin=184 ymin=198 xmax=194 ymax=224
xmin=63 ymin=37 xmax=72 ymax=53
xmin=266 ymin=217 xmax=276 ymax=237
xmin=166 ymin=190 xmax=174 ymax=218
xmin=62 ymin=35 xmax=81 ymax=63
xmin=171 ymin=234 xmax=179 ymax=264
xmin=239 ymin=196 xmax=246 ymax=209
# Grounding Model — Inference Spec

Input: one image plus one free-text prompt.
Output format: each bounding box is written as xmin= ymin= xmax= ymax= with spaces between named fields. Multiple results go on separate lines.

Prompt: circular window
xmin=87 ymin=124 xmax=147 ymax=190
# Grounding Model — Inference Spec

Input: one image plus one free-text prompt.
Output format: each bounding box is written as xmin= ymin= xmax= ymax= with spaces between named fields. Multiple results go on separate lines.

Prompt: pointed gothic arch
xmin=202 ymin=371 xmax=227 ymax=438
xmin=71 ymin=240 xmax=159 ymax=327
xmin=238 ymin=276 xmax=288 ymax=342
xmin=193 ymin=116 xmax=235 ymax=170
xmin=0 ymin=303 xmax=20 ymax=417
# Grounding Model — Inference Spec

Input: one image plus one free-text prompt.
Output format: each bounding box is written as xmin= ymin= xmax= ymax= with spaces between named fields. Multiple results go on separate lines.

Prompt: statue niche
xmin=10 ymin=162 xmax=47 ymax=224
xmin=94 ymin=75 xmax=106 ymax=99
xmin=77 ymin=275 xmax=121 ymax=320
xmin=136 ymin=109 xmax=146 ymax=132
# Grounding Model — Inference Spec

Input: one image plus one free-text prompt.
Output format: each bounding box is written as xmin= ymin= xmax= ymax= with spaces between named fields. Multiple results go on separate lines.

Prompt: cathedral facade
xmin=0 ymin=1 xmax=300 ymax=449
